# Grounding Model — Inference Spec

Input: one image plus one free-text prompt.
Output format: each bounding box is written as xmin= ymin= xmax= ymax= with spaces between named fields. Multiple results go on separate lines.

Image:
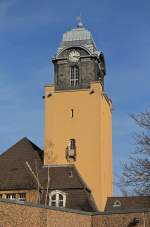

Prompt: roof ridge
xmin=108 ymin=196 xmax=150 ymax=198
xmin=0 ymin=137 xmax=43 ymax=157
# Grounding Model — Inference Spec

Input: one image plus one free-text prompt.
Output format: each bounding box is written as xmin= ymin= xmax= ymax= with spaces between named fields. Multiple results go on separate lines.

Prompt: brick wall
xmin=92 ymin=213 xmax=145 ymax=227
xmin=0 ymin=200 xmax=92 ymax=227
xmin=0 ymin=200 xmax=149 ymax=227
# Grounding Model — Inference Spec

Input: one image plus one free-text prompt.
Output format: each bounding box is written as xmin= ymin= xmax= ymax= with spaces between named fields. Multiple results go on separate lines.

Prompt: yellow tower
xmin=44 ymin=21 xmax=112 ymax=211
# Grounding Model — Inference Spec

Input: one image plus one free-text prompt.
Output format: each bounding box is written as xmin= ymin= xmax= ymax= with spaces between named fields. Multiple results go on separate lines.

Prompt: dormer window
xmin=70 ymin=66 xmax=79 ymax=87
xmin=113 ymin=200 xmax=121 ymax=208
xmin=49 ymin=190 xmax=66 ymax=208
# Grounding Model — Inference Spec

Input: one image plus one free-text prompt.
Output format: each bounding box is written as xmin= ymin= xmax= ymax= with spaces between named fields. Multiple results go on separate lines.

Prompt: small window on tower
xmin=69 ymin=139 xmax=76 ymax=150
xmin=70 ymin=109 xmax=74 ymax=118
xmin=66 ymin=139 xmax=76 ymax=162
xmin=70 ymin=66 xmax=79 ymax=87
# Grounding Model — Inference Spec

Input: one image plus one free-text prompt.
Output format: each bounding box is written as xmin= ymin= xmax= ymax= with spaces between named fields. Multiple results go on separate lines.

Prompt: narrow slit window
xmin=71 ymin=109 xmax=74 ymax=118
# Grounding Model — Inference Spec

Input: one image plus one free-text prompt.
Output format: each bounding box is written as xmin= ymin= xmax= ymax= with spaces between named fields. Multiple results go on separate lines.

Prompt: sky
xmin=0 ymin=0 xmax=150 ymax=195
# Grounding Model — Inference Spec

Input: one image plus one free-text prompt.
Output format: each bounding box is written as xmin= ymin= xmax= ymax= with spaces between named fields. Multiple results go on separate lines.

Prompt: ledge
xmin=0 ymin=199 xmax=150 ymax=216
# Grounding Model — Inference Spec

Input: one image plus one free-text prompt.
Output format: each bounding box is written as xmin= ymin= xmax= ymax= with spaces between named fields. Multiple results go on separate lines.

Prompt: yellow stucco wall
xmin=44 ymin=81 xmax=112 ymax=211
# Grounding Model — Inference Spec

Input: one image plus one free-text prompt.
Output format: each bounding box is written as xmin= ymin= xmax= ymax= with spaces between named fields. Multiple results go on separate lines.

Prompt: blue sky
xmin=0 ymin=0 xmax=150 ymax=195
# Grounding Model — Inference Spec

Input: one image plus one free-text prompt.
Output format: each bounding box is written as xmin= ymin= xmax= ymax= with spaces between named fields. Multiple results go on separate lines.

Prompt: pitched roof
xmin=0 ymin=137 xmax=90 ymax=191
xmin=40 ymin=165 xmax=89 ymax=190
xmin=105 ymin=196 xmax=150 ymax=211
xmin=64 ymin=189 xmax=97 ymax=212
xmin=0 ymin=137 xmax=43 ymax=190
xmin=0 ymin=138 xmax=98 ymax=212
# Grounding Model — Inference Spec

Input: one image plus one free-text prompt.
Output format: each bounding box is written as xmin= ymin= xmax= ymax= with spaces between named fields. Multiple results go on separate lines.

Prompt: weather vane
xmin=76 ymin=15 xmax=83 ymax=28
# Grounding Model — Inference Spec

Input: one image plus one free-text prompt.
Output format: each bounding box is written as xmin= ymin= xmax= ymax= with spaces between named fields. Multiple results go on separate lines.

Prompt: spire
xmin=76 ymin=16 xmax=83 ymax=28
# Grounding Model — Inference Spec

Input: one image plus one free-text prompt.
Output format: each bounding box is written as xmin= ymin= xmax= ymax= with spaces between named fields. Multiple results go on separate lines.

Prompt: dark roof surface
xmin=65 ymin=189 xmax=97 ymax=211
xmin=0 ymin=137 xmax=89 ymax=191
xmin=0 ymin=138 xmax=97 ymax=212
xmin=40 ymin=166 xmax=88 ymax=190
xmin=105 ymin=196 xmax=150 ymax=211
xmin=0 ymin=137 xmax=43 ymax=190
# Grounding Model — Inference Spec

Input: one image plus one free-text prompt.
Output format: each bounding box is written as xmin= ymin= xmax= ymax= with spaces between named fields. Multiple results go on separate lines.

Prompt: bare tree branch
xmin=119 ymin=109 xmax=150 ymax=195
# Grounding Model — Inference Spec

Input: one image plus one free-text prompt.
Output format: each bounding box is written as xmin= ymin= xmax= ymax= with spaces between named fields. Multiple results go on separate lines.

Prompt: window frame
xmin=18 ymin=193 xmax=26 ymax=201
xmin=49 ymin=190 xmax=66 ymax=208
xmin=70 ymin=65 xmax=79 ymax=88
xmin=6 ymin=193 xmax=16 ymax=200
xmin=69 ymin=138 xmax=76 ymax=150
xmin=113 ymin=200 xmax=121 ymax=208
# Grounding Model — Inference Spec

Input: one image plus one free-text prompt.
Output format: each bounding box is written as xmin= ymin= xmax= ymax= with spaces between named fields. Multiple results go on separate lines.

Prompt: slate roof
xmin=57 ymin=25 xmax=96 ymax=55
xmin=40 ymin=165 xmax=89 ymax=190
xmin=0 ymin=137 xmax=43 ymax=190
xmin=0 ymin=138 xmax=98 ymax=212
xmin=105 ymin=196 xmax=150 ymax=211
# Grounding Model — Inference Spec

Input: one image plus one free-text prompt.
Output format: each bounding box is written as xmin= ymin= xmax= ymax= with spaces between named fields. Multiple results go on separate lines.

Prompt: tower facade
xmin=44 ymin=22 xmax=112 ymax=211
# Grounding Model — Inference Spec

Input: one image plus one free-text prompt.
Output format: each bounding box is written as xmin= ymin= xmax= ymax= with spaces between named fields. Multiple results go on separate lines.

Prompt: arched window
xmin=49 ymin=190 xmax=66 ymax=208
xmin=70 ymin=66 xmax=79 ymax=87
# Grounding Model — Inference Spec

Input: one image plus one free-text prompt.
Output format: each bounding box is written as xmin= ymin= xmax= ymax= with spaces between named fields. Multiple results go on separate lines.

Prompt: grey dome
xmin=57 ymin=26 xmax=96 ymax=55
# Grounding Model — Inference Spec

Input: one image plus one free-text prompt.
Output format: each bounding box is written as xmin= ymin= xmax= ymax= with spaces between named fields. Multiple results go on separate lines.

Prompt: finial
xmin=76 ymin=16 xmax=83 ymax=28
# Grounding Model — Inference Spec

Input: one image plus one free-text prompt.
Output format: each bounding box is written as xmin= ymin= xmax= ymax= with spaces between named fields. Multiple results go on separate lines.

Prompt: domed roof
xmin=57 ymin=22 xmax=96 ymax=55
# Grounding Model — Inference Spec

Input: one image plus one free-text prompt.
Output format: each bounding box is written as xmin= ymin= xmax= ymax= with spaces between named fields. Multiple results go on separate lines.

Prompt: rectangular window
xmin=18 ymin=193 xmax=26 ymax=201
xmin=6 ymin=194 xmax=16 ymax=200
xmin=70 ymin=66 xmax=79 ymax=87
xmin=69 ymin=139 xmax=76 ymax=150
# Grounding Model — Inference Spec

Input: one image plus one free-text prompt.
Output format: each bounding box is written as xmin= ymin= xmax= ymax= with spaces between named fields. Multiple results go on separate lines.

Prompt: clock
xmin=69 ymin=50 xmax=80 ymax=62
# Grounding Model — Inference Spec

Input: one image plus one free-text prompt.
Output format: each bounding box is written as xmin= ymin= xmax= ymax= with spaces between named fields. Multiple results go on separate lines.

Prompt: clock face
xmin=69 ymin=50 xmax=80 ymax=62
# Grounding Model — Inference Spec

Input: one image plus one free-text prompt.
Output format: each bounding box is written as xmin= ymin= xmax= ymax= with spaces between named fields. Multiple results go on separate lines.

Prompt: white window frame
xmin=49 ymin=190 xmax=66 ymax=208
xmin=70 ymin=65 xmax=79 ymax=87
xmin=6 ymin=193 xmax=16 ymax=200
xmin=113 ymin=200 xmax=121 ymax=207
